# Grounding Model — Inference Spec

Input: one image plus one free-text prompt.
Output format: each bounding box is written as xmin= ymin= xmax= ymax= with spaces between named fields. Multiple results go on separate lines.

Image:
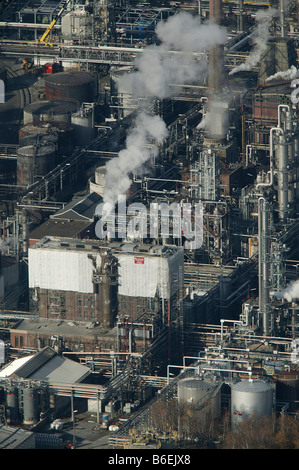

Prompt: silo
xmin=17 ymin=144 xmax=56 ymax=186
xmin=22 ymin=387 xmax=38 ymax=425
xmin=5 ymin=386 xmax=19 ymax=424
xmin=90 ymin=165 xmax=106 ymax=195
xmin=71 ymin=103 xmax=94 ymax=146
xmin=45 ymin=72 xmax=97 ymax=105
xmin=23 ymin=100 xmax=78 ymax=125
xmin=231 ymin=380 xmax=273 ymax=427
xmin=178 ymin=377 xmax=221 ymax=417
xmin=274 ymin=371 xmax=299 ymax=412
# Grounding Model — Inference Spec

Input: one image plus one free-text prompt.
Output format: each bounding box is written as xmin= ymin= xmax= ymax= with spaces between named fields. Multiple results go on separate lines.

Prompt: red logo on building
xmin=134 ymin=257 xmax=144 ymax=264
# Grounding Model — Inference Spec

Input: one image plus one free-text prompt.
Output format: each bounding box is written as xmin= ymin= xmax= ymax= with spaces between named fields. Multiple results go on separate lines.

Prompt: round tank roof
xmin=45 ymin=71 xmax=96 ymax=86
xmin=232 ymin=380 xmax=272 ymax=393
xmin=178 ymin=378 xmax=213 ymax=390
xmin=24 ymin=100 xmax=78 ymax=115
xmin=17 ymin=144 xmax=55 ymax=156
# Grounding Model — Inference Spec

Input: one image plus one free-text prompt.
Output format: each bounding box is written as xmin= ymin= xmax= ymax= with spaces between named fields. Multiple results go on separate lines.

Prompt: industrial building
xmin=0 ymin=0 xmax=299 ymax=449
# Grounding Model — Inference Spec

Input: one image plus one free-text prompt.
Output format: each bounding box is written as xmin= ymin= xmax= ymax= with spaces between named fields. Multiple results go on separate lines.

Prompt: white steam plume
xmin=104 ymin=113 xmax=168 ymax=206
xmin=120 ymin=12 xmax=227 ymax=100
xmin=229 ymin=8 xmax=278 ymax=76
xmin=273 ymin=279 xmax=299 ymax=302
xmin=266 ymin=65 xmax=299 ymax=82
xmin=103 ymin=12 xmax=227 ymax=206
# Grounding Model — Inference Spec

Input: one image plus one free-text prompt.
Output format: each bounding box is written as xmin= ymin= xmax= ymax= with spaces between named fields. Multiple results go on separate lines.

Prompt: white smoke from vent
xmin=120 ymin=13 xmax=227 ymax=100
xmin=103 ymin=12 xmax=227 ymax=206
xmin=266 ymin=65 xmax=299 ymax=82
xmin=229 ymin=8 xmax=278 ymax=76
xmin=197 ymin=97 xmax=230 ymax=138
xmin=104 ymin=113 xmax=168 ymax=206
xmin=273 ymin=279 xmax=299 ymax=302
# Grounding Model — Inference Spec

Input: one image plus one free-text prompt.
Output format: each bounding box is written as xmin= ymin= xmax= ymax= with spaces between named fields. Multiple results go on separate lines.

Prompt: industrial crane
xmin=38 ymin=0 xmax=71 ymax=45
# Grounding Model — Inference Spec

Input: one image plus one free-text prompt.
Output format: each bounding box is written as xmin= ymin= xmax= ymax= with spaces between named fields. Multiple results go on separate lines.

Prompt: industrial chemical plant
xmin=0 ymin=0 xmax=298 ymax=450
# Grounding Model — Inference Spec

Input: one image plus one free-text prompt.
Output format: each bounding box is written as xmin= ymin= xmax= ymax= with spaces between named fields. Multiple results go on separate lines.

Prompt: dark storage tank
xmin=19 ymin=121 xmax=75 ymax=155
xmin=274 ymin=371 xmax=299 ymax=412
xmin=5 ymin=386 xmax=19 ymax=424
xmin=45 ymin=71 xmax=97 ymax=105
xmin=23 ymin=100 xmax=78 ymax=125
xmin=17 ymin=144 xmax=56 ymax=186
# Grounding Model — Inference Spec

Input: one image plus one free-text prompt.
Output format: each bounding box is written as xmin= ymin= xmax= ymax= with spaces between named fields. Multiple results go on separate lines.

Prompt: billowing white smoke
xmin=229 ymin=8 xmax=278 ymax=76
xmin=104 ymin=113 xmax=168 ymax=206
xmin=273 ymin=279 xmax=299 ymax=302
xmin=103 ymin=12 xmax=227 ymax=206
xmin=120 ymin=13 xmax=227 ymax=100
xmin=266 ymin=65 xmax=299 ymax=82
xmin=196 ymin=97 xmax=230 ymax=138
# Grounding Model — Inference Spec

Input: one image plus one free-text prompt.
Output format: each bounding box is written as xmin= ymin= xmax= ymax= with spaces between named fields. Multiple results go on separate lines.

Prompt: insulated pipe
xmin=278 ymin=104 xmax=289 ymax=129
xmin=257 ymin=127 xmax=283 ymax=188
xmin=258 ymin=197 xmax=271 ymax=336
xmin=276 ymin=133 xmax=289 ymax=222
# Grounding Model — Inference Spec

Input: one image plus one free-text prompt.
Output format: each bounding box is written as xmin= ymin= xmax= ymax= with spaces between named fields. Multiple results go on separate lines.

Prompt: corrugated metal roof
xmin=0 ymin=355 xmax=33 ymax=378
xmin=12 ymin=347 xmax=57 ymax=378
xmin=0 ymin=347 xmax=90 ymax=384
xmin=52 ymin=192 xmax=102 ymax=221
xmin=28 ymin=355 xmax=90 ymax=384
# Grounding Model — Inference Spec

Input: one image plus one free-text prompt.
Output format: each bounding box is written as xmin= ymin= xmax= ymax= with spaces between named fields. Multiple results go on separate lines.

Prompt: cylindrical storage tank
xmin=17 ymin=144 xmax=56 ymax=186
xmin=20 ymin=121 xmax=75 ymax=156
xmin=71 ymin=107 xmax=94 ymax=146
xmin=5 ymin=386 xmax=19 ymax=424
xmin=177 ymin=378 xmax=221 ymax=418
xmin=23 ymin=100 xmax=78 ymax=125
xmin=231 ymin=380 xmax=273 ymax=427
xmin=90 ymin=165 xmax=106 ymax=196
xmin=110 ymin=66 xmax=134 ymax=118
xmin=22 ymin=387 xmax=38 ymax=425
xmin=274 ymin=371 xmax=299 ymax=412
xmin=45 ymin=72 xmax=97 ymax=105
xmin=19 ymin=131 xmax=59 ymax=151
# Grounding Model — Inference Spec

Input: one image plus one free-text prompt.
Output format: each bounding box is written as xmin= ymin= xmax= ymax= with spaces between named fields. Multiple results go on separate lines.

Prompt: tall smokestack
xmin=208 ymin=0 xmax=224 ymax=93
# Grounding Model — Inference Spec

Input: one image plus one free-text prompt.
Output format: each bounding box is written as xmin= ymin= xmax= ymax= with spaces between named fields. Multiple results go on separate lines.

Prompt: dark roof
xmin=12 ymin=347 xmax=56 ymax=378
xmin=29 ymin=219 xmax=92 ymax=240
xmin=51 ymin=192 xmax=102 ymax=222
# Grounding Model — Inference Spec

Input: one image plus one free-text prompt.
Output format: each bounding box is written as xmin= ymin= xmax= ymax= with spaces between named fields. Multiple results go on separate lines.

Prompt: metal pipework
xmin=258 ymin=197 xmax=272 ymax=336
xmin=257 ymin=127 xmax=283 ymax=189
xmin=276 ymin=133 xmax=289 ymax=222
xmin=278 ymin=104 xmax=290 ymax=129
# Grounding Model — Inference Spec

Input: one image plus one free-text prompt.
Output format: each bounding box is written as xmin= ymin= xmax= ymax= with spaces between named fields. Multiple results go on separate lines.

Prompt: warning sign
xmin=134 ymin=257 xmax=144 ymax=264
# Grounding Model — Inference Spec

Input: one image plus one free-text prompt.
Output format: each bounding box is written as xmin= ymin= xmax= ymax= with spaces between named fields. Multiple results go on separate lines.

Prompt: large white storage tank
xmin=231 ymin=380 xmax=274 ymax=427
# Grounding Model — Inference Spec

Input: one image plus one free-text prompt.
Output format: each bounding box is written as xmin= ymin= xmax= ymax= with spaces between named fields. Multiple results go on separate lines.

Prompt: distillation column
xmin=276 ymin=133 xmax=289 ymax=223
xmin=258 ymin=197 xmax=272 ymax=336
